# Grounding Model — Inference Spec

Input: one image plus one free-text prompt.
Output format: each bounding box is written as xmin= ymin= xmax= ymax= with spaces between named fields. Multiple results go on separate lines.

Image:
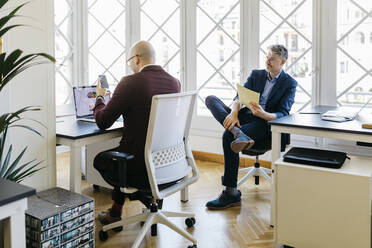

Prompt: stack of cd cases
xmin=25 ymin=187 xmax=95 ymax=248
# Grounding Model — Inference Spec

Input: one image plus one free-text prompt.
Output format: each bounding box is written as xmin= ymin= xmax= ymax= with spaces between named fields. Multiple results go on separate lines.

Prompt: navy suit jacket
xmin=239 ymin=69 xmax=297 ymax=119
xmin=237 ymin=69 xmax=297 ymax=148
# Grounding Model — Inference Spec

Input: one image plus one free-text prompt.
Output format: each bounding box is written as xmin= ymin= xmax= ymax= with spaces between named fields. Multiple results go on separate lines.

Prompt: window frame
xmin=58 ymin=0 xmax=372 ymax=154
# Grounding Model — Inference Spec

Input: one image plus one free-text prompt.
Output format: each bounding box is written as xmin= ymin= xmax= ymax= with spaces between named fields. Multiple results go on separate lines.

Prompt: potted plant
xmin=0 ymin=0 xmax=55 ymax=182
xmin=0 ymin=0 xmax=55 ymax=245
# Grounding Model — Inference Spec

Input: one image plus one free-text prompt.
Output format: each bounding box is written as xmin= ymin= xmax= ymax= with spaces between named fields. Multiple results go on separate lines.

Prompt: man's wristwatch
xmin=96 ymin=95 xmax=104 ymax=101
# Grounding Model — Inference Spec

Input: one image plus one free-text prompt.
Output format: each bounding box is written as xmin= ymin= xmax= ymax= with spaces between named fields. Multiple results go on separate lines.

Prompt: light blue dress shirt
xmin=259 ymin=71 xmax=281 ymax=110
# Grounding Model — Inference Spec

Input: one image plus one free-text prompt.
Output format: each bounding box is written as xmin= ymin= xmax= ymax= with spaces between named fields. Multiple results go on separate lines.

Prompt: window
xmin=87 ymin=0 xmax=126 ymax=88
xmin=355 ymin=10 xmax=360 ymax=18
xmin=355 ymin=31 xmax=365 ymax=44
xmin=340 ymin=61 xmax=345 ymax=73
xmin=291 ymin=33 xmax=298 ymax=52
xmin=260 ymin=0 xmax=313 ymax=112
xmin=140 ymin=0 xmax=181 ymax=79
xmin=196 ymin=0 xmax=240 ymax=116
xmin=337 ymin=0 xmax=372 ymax=106
xmin=54 ymin=0 xmax=74 ymax=105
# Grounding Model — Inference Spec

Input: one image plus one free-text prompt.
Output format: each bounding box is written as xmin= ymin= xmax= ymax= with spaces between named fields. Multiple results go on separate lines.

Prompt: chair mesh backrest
xmin=146 ymin=92 xmax=195 ymax=184
xmin=151 ymin=143 xmax=186 ymax=168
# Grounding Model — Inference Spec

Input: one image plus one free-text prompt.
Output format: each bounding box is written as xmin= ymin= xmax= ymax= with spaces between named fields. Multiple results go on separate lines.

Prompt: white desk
xmin=56 ymin=116 xmax=122 ymax=193
xmin=269 ymin=105 xmax=372 ymax=246
xmin=0 ymin=178 xmax=35 ymax=248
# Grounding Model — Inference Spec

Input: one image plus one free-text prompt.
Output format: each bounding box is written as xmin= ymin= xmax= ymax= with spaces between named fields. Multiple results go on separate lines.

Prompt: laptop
xmin=321 ymin=96 xmax=372 ymax=122
xmin=73 ymin=86 xmax=110 ymax=122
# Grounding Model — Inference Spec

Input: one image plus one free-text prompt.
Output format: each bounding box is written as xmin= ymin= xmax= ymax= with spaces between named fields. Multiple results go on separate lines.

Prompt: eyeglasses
xmin=126 ymin=54 xmax=140 ymax=65
xmin=266 ymin=56 xmax=277 ymax=63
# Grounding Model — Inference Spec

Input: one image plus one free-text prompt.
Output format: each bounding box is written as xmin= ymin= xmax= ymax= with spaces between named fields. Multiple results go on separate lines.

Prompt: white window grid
xmin=337 ymin=0 xmax=372 ymax=107
xmin=196 ymin=0 xmax=241 ymax=108
xmin=54 ymin=0 xmax=74 ymax=105
xmin=54 ymin=0 xmax=372 ymax=135
xmin=260 ymin=0 xmax=313 ymax=112
xmin=87 ymin=0 xmax=126 ymax=85
xmin=140 ymin=0 xmax=181 ymax=78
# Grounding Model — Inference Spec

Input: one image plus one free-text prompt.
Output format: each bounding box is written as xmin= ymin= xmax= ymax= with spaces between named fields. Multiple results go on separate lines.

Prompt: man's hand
xmin=96 ymin=79 xmax=106 ymax=97
xmin=248 ymin=102 xmax=265 ymax=118
xmin=223 ymin=112 xmax=241 ymax=131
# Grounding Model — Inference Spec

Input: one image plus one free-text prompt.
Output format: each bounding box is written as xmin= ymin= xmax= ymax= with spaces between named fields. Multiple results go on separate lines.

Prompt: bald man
xmin=93 ymin=41 xmax=181 ymax=225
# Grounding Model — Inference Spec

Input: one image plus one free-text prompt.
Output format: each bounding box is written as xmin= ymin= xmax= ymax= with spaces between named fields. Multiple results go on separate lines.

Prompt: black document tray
xmin=283 ymin=147 xmax=348 ymax=169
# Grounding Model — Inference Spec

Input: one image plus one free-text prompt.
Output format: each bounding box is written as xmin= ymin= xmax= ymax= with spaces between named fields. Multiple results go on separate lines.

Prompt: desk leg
xmin=270 ymin=131 xmax=281 ymax=228
xmin=70 ymin=145 xmax=82 ymax=193
xmin=3 ymin=213 xmax=26 ymax=248
xmin=181 ymin=187 xmax=189 ymax=202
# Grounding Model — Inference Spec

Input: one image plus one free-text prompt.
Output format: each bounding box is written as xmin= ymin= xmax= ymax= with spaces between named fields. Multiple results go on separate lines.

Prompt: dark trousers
xmin=205 ymin=95 xmax=270 ymax=187
xmin=93 ymin=147 xmax=150 ymax=205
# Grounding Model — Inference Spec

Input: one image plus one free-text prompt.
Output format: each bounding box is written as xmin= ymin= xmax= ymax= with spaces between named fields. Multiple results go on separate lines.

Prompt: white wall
xmin=1 ymin=0 xmax=55 ymax=191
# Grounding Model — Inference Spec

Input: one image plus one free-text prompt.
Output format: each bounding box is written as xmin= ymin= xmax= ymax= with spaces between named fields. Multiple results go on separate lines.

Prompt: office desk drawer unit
xmin=275 ymin=156 xmax=372 ymax=248
xmin=25 ymin=188 xmax=94 ymax=248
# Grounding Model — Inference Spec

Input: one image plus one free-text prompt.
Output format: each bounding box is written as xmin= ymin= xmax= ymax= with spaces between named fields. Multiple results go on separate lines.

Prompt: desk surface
xmin=0 ymin=178 xmax=35 ymax=206
xmin=56 ymin=116 xmax=122 ymax=140
xmin=269 ymin=105 xmax=372 ymax=136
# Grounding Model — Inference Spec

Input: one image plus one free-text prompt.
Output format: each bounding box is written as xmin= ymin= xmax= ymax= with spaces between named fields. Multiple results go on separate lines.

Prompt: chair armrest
xmin=99 ymin=151 xmax=135 ymax=162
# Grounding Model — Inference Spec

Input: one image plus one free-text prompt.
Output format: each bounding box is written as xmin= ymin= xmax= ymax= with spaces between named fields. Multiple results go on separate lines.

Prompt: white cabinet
xmin=85 ymin=138 xmax=121 ymax=189
xmin=275 ymin=156 xmax=372 ymax=248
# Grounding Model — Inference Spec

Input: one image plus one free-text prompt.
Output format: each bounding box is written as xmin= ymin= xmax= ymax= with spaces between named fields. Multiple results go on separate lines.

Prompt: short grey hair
xmin=268 ymin=44 xmax=288 ymax=61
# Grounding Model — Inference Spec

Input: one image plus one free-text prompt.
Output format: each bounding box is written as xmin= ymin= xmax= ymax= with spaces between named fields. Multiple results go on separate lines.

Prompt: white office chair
xmin=237 ymin=134 xmax=289 ymax=186
xmin=98 ymin=91 xmax=199 ymax=248
xmin=237 ymin=140 xmax=272 ymax=186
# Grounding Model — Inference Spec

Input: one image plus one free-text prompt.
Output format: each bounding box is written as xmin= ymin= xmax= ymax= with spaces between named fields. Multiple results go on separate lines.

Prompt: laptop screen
xmin=73 ymin=86 xmax=110 ymax=118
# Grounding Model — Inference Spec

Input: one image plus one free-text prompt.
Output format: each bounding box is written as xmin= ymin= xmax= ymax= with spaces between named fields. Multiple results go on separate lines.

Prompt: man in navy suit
xmin=205 ymin=44 xmax=297 ymax=209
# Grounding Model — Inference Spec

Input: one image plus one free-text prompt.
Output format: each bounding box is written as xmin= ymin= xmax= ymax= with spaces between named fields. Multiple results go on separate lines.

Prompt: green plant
xmin=0 ymin=0 xmax=55 ymax=182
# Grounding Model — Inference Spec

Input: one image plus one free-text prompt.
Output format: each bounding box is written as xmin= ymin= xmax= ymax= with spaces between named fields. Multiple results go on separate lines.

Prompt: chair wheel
xmin=187 ymin=245 xmax=197 ymax=248
xmin=185 ymin=217 xmax=196 ymax=228
xmin=113 ymin=226 xmax=123 ymax=232
xmin=99 ymin=230 xmax=108 ymax=241
xmin=93 ymin=184 xmax=100 ymax=190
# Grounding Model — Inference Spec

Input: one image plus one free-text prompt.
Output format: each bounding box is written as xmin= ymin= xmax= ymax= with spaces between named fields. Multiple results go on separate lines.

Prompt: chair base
xmin=237 ymin=166 xmax=272 ymax=186
xmin=100 ymin=208 xmax=197 ymax=248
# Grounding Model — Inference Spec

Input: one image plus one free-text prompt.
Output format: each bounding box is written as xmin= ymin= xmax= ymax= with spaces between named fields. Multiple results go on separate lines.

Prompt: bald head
xmin=131 ymin=41 xmax=156 ymax=64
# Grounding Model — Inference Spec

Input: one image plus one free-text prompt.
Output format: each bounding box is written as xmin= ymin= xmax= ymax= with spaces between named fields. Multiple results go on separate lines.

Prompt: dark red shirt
xmin=94 ymin=65 xmax=181 ymax=175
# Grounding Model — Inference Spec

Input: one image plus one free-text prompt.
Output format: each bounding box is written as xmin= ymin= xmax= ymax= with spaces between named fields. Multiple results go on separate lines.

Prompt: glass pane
xmin=196 ymin=0 xmax=240 ymax=116
xmin=54 ymin=0 xmax=74 ymax=105
xmin=260 ymin=0 xmax=313 ymax=113
xmin=140 ymin=0 xmax=181 ymax=79
xmin=337 ymin=0 xmax=372 ymax=107
xmin=88 ymin=0 xmax=126 ymax=85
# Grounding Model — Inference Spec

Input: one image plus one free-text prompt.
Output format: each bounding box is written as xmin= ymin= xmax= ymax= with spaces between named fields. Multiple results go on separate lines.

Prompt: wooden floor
xmin=57 ymin=152 xmax=283 ymax=248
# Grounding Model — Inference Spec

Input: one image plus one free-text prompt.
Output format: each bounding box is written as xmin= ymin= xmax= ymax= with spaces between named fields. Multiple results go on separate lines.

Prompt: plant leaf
xmin=2 ymin=146 xmax=27 ymax=177
xmin=1 ymin=60 xmax=53 ymax=91
xmin=0 ymin=2 xmax=27 ymax=30
xmin=0 ymin=24 xmax=22 ymax=37
xmin=7 ymin=159 xmax=36 ymax=179
xmin=11 ymin=161 xmax=44 ymax=183
xmin=10 ymin=125 xmax=43 ymax=137
xmin=3 ymin=49 xmax=22 ymax=75
xmin=0 ymin=0 xmax=8 ymax=9
xmin=0 ymin=144 xmax=12 ymax=177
